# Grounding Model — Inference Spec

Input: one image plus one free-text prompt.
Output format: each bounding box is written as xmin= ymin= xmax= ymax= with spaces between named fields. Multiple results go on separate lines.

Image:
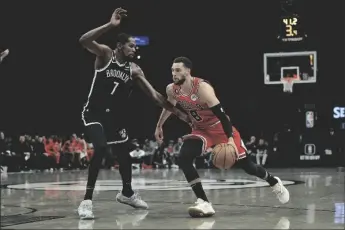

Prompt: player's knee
xmin=177 ymin=151 xmax=193 ymax=170
xmin=178 ymin=139 xmax=203 ymax=169
xmin=89 ymin=145 xmax=107 ymax=167
xmin=116 ymin=151 xmax=131 ymax=164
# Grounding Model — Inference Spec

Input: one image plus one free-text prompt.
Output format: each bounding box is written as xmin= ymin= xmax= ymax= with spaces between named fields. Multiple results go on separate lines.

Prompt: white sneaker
xmin=188 ymin=198 xmax=215 ymax=218
xmin=78 ymin=200 xmax=95 ymax=220
xmin=271 ymin=177 xmax=290 ymax=204
xmin=116 ymin=192 xmax=148 ymax=209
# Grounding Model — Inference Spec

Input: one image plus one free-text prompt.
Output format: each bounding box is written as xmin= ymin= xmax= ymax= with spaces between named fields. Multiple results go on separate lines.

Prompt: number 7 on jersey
xmin=111 ymin=81 xmax=119 ymax=95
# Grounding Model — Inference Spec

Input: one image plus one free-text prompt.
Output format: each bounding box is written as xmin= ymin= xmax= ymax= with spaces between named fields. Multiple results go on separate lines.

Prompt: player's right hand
xmin=154 ymin=126 xmax=164 ymax=145
xmin=227 ymin=137 xmax=239 ymax=154
xmin=110 ymin=8 xmax=127 ymax=27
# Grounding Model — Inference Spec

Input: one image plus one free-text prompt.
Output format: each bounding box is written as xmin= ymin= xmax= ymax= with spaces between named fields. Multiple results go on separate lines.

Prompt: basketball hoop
xmin=281 ymin=75 xmax=300 ymax=93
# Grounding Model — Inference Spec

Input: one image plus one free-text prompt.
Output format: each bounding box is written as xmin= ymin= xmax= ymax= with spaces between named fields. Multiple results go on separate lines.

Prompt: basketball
xmin=212 ymin=143 xmax=237 ymax=169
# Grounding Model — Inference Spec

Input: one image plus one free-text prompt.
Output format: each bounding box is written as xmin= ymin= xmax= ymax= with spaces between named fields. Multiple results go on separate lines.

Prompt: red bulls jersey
xmin=172 ymin=77 xmax=219 ymax=129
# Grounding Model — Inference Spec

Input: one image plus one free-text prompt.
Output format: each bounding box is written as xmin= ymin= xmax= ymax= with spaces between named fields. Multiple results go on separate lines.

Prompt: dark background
xmin=0 ymin=0 xmax=344 ymax=141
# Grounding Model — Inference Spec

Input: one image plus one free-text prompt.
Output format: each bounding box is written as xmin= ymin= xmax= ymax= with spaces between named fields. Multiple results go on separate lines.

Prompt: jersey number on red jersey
xmin=189 ymin=110 xmax=203 ymax=122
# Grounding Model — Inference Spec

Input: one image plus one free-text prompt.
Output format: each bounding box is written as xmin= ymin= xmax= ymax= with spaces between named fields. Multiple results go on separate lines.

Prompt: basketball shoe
xmin=78 ymin=199 xmax=94 ymax=219
xmin=116 ymin=192 xmax=148 ymax=209
xmin=188 ymin=198 xmax=215 ymax=218
xmin=271 ymin=177 xmax=290 ymax=204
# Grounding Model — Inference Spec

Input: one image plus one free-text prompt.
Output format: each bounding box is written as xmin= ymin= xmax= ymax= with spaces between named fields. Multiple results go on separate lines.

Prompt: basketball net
xmin=281 ymin=75 xmax=300 ymax=93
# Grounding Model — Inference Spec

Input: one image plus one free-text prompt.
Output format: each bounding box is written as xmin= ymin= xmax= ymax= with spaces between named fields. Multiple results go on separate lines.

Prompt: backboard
xmin=264 ymin=51 xmax=317 ymax=92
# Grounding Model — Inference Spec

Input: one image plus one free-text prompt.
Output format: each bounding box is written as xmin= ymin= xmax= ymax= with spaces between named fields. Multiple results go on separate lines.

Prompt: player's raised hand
xmin=0 ymin=49 xmax=9 ymax=62
xmin=154 ymin=127 xmax=164 ymax=145
xmin=110 ymin=8 xmax=127 ymax=27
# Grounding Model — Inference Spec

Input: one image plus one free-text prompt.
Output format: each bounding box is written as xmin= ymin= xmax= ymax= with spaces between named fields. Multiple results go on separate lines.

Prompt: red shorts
xmin=183 ymin=122 xmax=247 ymax=159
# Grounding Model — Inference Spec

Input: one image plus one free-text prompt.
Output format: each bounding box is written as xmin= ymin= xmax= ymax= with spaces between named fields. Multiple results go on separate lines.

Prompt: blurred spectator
xmin=246 ymin=136 xmax=257 ymax=162
xmin=10 ymin=136 xmax=31 ymax=171
xmin=173 ymin=138 xmax=183 ymax=154
xmin=256 ymin=138 xmax=268 ymax=166
xmin=61 ymin=136 xmax=73 ymax=169
xmin=164 ymin=140 xmax=175 ymax=169
xmin=152 ymin=142 xmax=166 ymax=169
xmin=0 ymin=132 xmax=6 ymax=172
xmin=61 ymin=135 xmax=79 ymax=169
xmin=43 ymin=136 xmax=59 ymax=171
xmin=142 ymin=139 xmax=155 ymax=169
xmin=171 ymin=138 xmax=183 ymax=168
xmin=77 ymin=136 xmax=88 ymax=169
xmin=86 ymin=142 xmax=94 ymax=162
xmin=32 ymin=136 xmax=50 ymax=170
xmin=2 ymin=136 xmax=16 ymax=171
xmin=142 ymin=139 xmax=154 ymax=158
xmin=129 ymin=144 xmax=145 ymax=169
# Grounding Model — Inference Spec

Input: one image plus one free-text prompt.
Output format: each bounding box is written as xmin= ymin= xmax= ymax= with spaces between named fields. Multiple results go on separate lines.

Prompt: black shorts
xmin=82 ymin=109 xmax=129 ymax=145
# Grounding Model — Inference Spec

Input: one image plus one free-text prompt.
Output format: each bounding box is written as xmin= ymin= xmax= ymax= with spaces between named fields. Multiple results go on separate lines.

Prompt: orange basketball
xmin=212 ymin=143 xmax=237 ymax=169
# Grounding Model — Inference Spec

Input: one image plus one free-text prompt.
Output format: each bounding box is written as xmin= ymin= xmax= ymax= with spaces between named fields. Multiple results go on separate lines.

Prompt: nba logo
xmin=306 ymin=111 xmax=314 ymax=128
xmin=304 ymin=144 xmax=316 ymax=155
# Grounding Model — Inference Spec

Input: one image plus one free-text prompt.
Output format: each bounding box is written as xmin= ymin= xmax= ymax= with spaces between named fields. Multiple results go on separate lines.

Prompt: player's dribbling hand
xmin=154 ymin=126 xmax=164 ymax=145
xmin=110 ymin=7 xmax=127 ymax=27
xmin=227 ymin=137 xmax=239 ymax=154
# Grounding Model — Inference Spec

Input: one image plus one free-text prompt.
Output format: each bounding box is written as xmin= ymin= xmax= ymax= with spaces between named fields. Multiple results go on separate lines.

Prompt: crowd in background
xmin=0 ymin=126 xmax=343 ymax=173
xmin=0 ymin=132 xmax=94 ymax=173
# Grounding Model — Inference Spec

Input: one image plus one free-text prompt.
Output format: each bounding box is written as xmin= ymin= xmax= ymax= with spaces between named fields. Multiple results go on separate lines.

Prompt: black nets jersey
xmin=82 ymin=51 xmax=133 ymax=116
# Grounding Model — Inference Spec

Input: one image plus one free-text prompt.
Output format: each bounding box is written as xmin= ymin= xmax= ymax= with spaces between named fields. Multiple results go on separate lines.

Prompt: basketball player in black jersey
xmin=0 ymin=49 xmax=9 ymax=63
xmin=77 ymin=8 xmax=189 ymax=219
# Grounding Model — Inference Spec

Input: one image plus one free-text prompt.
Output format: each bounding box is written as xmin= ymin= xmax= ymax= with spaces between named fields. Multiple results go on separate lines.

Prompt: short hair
xmin=117 ymin=33 xmax=133 ymax=45
xmin=173 ymin=56 xmax=193 ymax=70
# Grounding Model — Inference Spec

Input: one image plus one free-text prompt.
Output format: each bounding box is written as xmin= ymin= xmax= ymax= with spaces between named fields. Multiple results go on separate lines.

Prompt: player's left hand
xmin=1 ymin=49 xmax=9 ymax=56
xmin=110 ymin=8 xmax=127 ymax=27
xmin=227 ymin=137 xmax=238 ymax=154
xmin=0 ymin=49 xmax=9 ymax=62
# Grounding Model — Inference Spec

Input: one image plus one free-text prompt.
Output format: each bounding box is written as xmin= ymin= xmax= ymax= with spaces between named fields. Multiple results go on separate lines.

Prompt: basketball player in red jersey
xmin=155 ymin=57 xmax=289 ymax=217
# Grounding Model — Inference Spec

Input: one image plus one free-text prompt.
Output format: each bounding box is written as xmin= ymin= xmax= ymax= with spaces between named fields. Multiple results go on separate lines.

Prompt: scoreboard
xmin=279 ymin=15 xmax=306 ymax=42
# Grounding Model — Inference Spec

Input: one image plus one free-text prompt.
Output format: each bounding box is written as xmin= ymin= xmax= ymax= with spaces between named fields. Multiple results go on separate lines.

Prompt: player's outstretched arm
xmin=155 ymin=84 xmax=177 ymax=144
xmin=131 ymin=63 xmax=189 ymax=123
xmin=0 ymin=49 xmax=9 ymax=63
xmin=79 ymin=8 xmax=127 ymax=57
xmin=199 ymin=82 xmax=234 ymax=139
xmin=156 ymin=84 xmax=176 ymax=128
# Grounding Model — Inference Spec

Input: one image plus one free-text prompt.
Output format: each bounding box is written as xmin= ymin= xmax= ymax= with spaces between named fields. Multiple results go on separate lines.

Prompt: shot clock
xmin=279 ymin=15 xmax=306 ymax=42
